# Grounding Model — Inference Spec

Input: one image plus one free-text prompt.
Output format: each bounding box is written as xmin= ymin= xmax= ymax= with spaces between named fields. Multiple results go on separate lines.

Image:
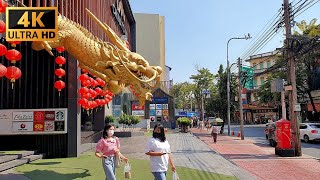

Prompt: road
xmin=229 ymin=125 xmax=320 ymax=159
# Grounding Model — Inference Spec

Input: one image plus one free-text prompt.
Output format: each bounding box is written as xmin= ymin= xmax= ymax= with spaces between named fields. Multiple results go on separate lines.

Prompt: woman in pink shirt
xmin=95 ymin=124 xmax=128 ymax=180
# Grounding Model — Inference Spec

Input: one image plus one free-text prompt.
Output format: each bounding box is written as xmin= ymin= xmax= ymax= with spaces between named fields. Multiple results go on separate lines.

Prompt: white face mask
xmin=107 ymin=130 xmax=114 ymax=137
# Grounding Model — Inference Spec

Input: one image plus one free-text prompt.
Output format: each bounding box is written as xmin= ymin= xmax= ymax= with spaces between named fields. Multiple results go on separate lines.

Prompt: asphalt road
xmin=229 ymin=125 xmax=320 ymax=159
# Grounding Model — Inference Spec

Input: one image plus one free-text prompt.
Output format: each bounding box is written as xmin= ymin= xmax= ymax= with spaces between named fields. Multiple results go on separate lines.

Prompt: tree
xmin=170 ymin=82 xmax=195 ymax=110
xmin=206 ymin=65 xmax=238 ymax=124
xmin=257 ymin=18 xmax=320 ymax=120
xmin=190 ymin=68 xmax=214 ymax=120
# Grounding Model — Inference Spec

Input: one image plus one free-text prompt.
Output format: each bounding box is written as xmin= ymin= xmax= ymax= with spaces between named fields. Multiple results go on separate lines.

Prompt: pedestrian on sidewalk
xmin=211 ymin=122 xmax=219 ymax=143
xmin=95 ymin=124 xmax=129 ymax=180
xmin=145 ymin=123 xmax=176 ymax=180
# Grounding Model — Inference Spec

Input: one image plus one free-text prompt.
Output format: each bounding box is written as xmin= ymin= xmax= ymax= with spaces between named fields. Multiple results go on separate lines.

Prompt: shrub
xmin=129 ymin=115 xmax=141 ymax=125
xmin=104 ymin=115 xmax=115 ymax=124
xmin=119 ymin=113 xmax=130 ymax=125
xmin=177 ymin=117 xmax=192 ymax=125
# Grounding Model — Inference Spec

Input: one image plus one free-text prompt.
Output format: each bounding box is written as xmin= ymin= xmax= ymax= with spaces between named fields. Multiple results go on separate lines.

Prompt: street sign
xmin=271 ymin=78 xmax=284 ymax=93
xmin=201 ymin=89 xmax=210 ymax=94
xmin=241 ymin=66 xmax=254 ymax=89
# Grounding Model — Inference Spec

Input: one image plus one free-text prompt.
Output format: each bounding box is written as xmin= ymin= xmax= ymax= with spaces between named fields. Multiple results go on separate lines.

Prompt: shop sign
xmin=150 ymin=109 xmax=156 ymax=116
xmin=252 ymin=109 xmax=275 ymax=113
xmin=162 ymin=104 xmax=168 ymax=109
xmin=150 ymin=104 xmax=156 ymax=109
xmin=111 ymin=0 xmax=127 ymax=36
xmin=13 ymin=111 xmax=33 ymax=121
xmin=132 ymin=110 xmax=144 ymax=116
xmin=12 ymin=121 xmax=33 ymax=132
xmin=132 ymin=104 xmax=145 ymax=110
xmin=156 ymin=104 xmax=162 ymax=109
xmin=156 ymin=110 xmax=162 ymax=116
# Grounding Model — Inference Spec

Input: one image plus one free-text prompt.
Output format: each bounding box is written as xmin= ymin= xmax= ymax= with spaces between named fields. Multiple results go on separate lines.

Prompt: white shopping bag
xmin=172 ymin=171 xmax=179 ymax=180
xmin=124 ymin=162 xmax=131 ymax=179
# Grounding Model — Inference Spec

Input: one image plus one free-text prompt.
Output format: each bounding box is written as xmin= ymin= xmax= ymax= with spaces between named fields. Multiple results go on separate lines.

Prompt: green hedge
xmin=118 ymin=113 xmax=140 ymax=125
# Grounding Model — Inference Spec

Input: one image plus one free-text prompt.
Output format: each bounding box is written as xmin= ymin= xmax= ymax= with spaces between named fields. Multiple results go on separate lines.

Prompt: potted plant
xmin=105 ymin=115 xmax=115 ymax=125
xmin=177 ymin=117 xmax=192 ymax=133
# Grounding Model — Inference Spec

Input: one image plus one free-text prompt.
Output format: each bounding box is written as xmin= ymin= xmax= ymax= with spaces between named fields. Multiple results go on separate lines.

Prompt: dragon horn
xmin=85 ymin=8 xmax=129 ymax=52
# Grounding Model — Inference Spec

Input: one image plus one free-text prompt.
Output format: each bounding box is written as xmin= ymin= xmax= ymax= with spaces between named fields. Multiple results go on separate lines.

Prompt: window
xmin=253 ymin=78 xmax=257 ymax=87
xmin=299 ymin=124 xmax=308 ymax=129
xmin=260 ymin=77 xmax=265 ymax=85
xmin=310 ymin=124 xmax=320 ymax=128
xmin=260 ymin=62 xmax=264 ymax=69
xmin=267 ymin=61 xmax=271 ymax=68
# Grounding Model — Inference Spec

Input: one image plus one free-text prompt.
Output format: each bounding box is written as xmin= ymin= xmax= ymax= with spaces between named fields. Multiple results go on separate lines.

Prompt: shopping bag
xmin=124 ymin=162 xmax=131 ymax=179
xmin=172 ymin=171 xmax=179 ymax=180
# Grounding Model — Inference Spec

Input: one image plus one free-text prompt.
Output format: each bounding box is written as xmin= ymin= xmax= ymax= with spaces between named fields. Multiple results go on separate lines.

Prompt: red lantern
xmin=81 ymin=92 xmax=91 ymax=99
xmin=79 ymin=74 xmax=89 ymax=82
xmin=99 ymin=99 xmax=106 ymax=106
xmin=5 ymin=49 xmax=22 ymax=64
xmin=96 ymin=78 xmax=105 ymax=87
xmin=78 ymin=98 xmax=88 ymax=106
xmin=0 ymin=20 xmax=5 ymax=33
xmin=81 ymin=69 xmax=88 ymax=73
xmin=55 ymin=68 xmax=66 ymax=78
xmin=7 ymin=41 xmax=21 ymax=48
xmin=0 ymin=44 xmax=7 ymax=56
xmin=81 ymin=80 xmax=91 ymax=87
xmin=94 ymin=87 xmax=103 ymax=95
xmin=95 ymin=99 xmax=101 ymax=106
xmin=54 ymin=80 xmax=65 ymax=92
xmin=0 ymin=63 xmax=6 ymax=77
xmin=0 ymin=1 xmax=7 ymax=13
xmin=79 ymin=87 xmax=89 ymax=95
xmin=55 ymin=56 xmax=66 ymax=67
xmin=55 ymin=46 xmax=65 ymax=53
xmin=91 ymin=101 xmax=98 ymax=109
xmin=5 ymin=66 xmax=21 ymax=89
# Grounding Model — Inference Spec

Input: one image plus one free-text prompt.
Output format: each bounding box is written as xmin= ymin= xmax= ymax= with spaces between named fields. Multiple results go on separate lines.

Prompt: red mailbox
xmin=275 ymin=119 xmax=295 ymax=157
xmin=276 ymin=119 xmax=291 ymax=149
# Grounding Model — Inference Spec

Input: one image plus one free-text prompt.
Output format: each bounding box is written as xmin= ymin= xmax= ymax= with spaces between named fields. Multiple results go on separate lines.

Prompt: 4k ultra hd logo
xmin=6 ymin=7 xmax=58 ymax=41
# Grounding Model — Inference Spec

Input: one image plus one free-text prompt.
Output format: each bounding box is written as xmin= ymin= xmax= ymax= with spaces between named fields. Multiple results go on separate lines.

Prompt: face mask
xmin=107 ymin=130 xmax=114 ymax=137
xmin=153 ymin=132 xmax=161 ymax=138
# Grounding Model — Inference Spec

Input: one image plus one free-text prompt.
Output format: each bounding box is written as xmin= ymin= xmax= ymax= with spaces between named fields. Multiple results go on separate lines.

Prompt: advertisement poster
xmin=150 ymin=109 xmax=156 ymax=116
xmin=150 ymin=116 xmax=155 ymax=122
xmin=156 ymin=110 xmax=162 ymax=116
xmin=150 ymin=104 xmax=156 ymax=109
xmin=156 ymin=104 xmax=162 ymax=109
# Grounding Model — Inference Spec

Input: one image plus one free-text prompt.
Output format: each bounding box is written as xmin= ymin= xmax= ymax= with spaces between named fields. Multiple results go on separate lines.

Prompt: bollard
xmin=231 ymin=131 xmax=235 ymax=136
xmin=237 ymin=131 xmax=241 ymax=137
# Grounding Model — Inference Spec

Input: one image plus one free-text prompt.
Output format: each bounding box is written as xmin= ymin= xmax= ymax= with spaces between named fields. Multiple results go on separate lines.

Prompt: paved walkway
xmin=191 ymin=128 xmax=320 ymax=180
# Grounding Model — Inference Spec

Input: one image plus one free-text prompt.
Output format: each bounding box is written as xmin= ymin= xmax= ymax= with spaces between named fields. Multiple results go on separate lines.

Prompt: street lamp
xmin=226 ymin=33 xmax=251 ymax=136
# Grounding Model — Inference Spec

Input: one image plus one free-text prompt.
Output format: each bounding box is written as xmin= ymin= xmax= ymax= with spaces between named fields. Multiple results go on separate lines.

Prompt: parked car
xmin=299 ymin=123 xmax=320 ymax=143
xmin=265 ymin=122 xmax=277 ymax=147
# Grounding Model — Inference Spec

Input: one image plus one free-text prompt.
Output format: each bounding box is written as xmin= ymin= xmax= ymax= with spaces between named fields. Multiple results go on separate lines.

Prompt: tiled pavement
xmin=191 ymin=128 xmax=320 ymax=180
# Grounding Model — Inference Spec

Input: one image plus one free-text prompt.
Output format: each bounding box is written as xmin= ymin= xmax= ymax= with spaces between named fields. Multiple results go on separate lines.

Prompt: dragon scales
xmin=31 ymin=9 xmax=162 ymax=105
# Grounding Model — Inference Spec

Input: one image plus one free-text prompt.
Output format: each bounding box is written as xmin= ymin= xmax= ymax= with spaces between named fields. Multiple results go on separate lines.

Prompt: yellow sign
xmin=6 ymin=7 xmax=58 ymax=41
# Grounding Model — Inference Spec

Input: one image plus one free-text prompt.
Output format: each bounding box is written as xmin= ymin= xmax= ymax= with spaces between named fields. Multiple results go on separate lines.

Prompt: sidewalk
xmin=191 ymin=128 xmax=320 ymax=180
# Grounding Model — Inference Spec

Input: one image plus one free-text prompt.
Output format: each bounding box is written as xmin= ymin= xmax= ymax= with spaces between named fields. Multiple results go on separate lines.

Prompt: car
xmin=265 ymin=122 xmax=277 ymax=147
xmin=299 ymin=123 xmax=320 ymax=143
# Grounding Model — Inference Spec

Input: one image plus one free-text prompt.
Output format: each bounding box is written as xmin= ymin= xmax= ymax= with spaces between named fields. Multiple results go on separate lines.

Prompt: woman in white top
xmin=145 ymin=123 xmax=176 ymax=180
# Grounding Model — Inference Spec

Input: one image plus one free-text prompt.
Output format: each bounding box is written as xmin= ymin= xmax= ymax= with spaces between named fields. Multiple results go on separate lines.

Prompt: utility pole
xmin=284 ymin=0 xmax=301 ymax=156
xmin=238 ymin=57 xmax=244 ymax=140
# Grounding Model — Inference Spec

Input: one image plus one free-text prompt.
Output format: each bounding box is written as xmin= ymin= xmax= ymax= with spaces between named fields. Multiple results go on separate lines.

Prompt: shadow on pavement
xmin=20 ymin=168 xmax=90 ymax=180
xmin=173 ymin=150 xmax=216 ymax=154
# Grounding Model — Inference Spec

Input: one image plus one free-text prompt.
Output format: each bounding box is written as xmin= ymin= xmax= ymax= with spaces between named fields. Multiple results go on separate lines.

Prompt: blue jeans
xmin=152 ymin=172 xmax=166 ymax=180
xmin=102 ymin=156 xmax=116 ymax=180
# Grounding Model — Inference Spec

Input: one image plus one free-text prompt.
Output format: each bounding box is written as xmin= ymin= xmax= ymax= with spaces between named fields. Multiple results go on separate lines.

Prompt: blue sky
xmin=130 ymin=0 xmax=320 ymax=83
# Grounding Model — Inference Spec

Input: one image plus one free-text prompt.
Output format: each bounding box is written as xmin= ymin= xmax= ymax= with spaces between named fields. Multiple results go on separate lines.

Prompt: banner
xmin=0 ymin=108 xmax=67 ymax=135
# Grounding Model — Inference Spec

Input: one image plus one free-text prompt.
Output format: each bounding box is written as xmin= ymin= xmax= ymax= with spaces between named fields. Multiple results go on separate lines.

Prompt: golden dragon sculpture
xmin=31 ymin=8 xmax=162 ymax=105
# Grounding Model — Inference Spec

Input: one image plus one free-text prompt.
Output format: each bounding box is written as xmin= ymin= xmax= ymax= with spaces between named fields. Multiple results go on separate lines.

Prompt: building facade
xmin=0 ymin=0 xmax=135 ymax=158
xmin=134 ymin=13 xmax=166 ymax=81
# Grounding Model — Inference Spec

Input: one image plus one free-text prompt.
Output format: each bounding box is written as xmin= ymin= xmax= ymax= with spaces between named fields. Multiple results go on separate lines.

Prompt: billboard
xmin=0 ymin=108 xmax=67 ymax=135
